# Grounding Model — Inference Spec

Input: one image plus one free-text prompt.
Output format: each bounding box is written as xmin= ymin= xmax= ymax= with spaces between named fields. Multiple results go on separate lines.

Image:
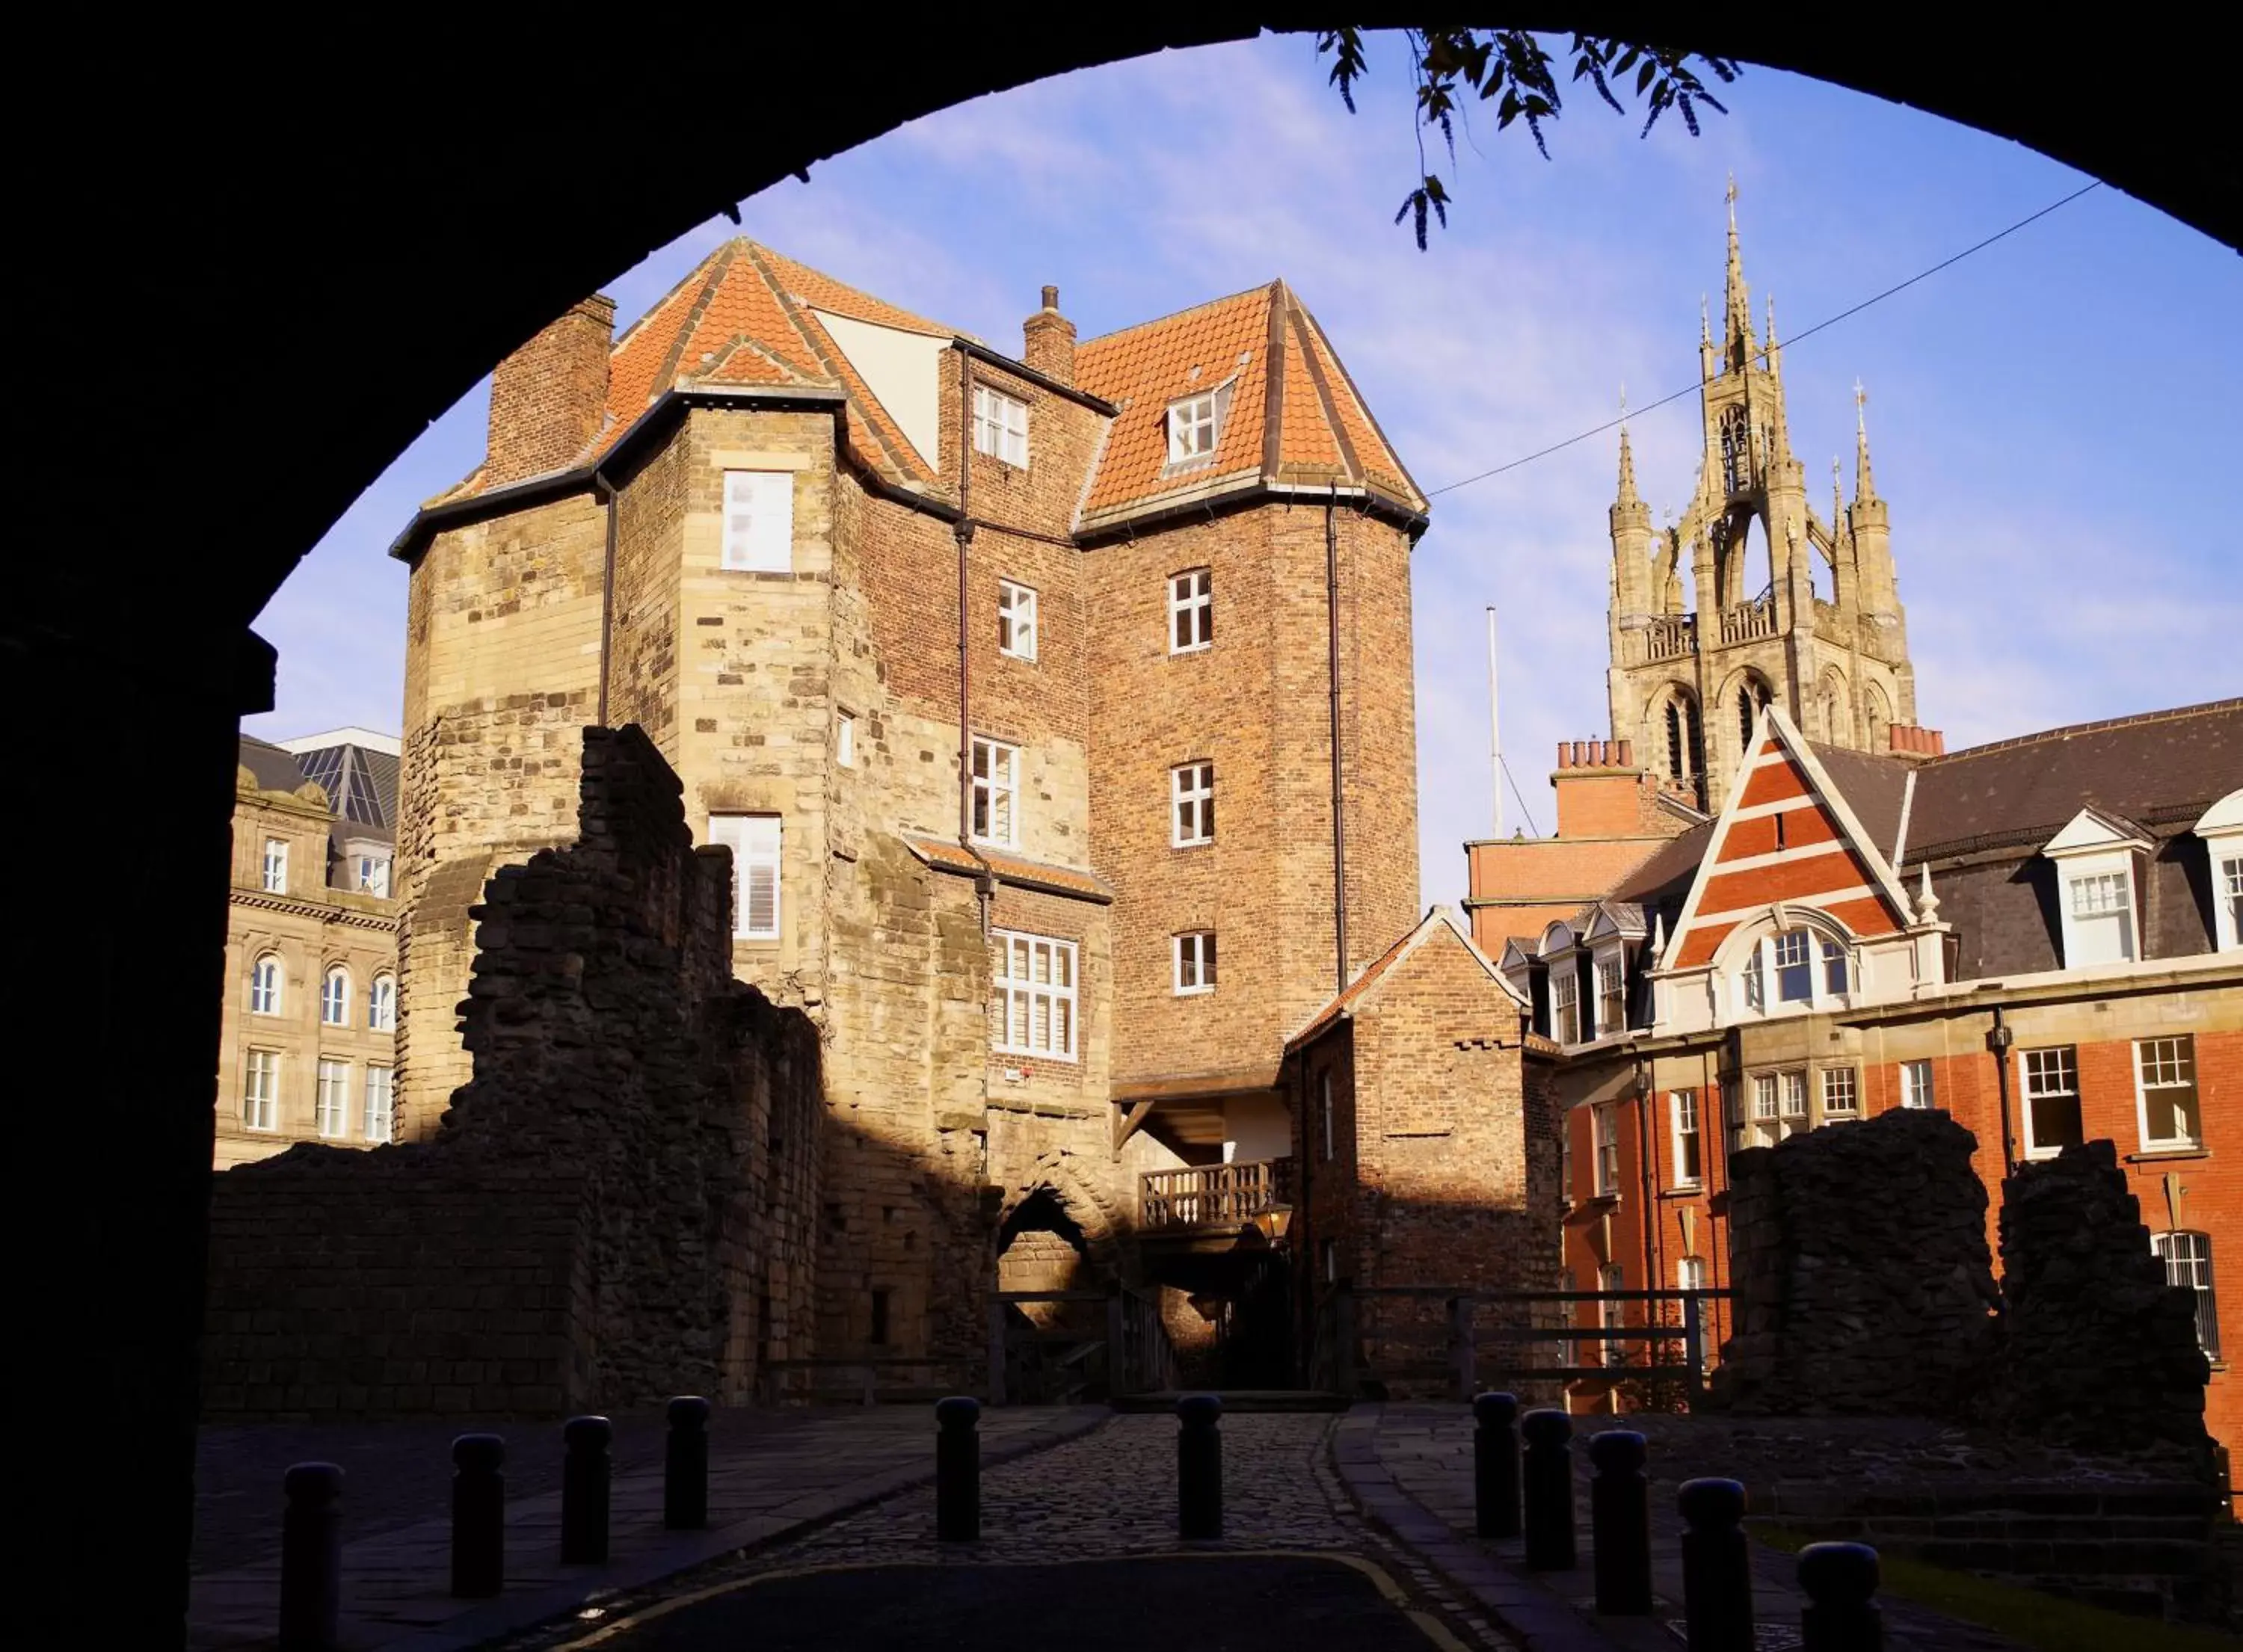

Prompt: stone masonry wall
xmin=204 ymin=726 xmax=822 ymax=1418
xmin=1711 ymin=1107 xmax=1999 ymax=1416
xmin=1993 ymin=1140 xmax=2214 ymax=1472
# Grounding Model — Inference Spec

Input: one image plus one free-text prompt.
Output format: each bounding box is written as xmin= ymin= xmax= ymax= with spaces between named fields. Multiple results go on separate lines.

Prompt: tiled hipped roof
xmin=428 ymin=246 xmax=1424 ymax=534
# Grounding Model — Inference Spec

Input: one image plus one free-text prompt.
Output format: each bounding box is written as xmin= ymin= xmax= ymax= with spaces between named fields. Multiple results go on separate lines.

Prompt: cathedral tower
xmin=1607 ymin=183 xmax=1919 ymax=807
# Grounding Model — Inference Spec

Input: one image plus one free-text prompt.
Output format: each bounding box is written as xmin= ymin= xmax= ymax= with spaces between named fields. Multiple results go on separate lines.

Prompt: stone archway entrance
xmin=992 ymin=1185 xmax=1121 ymax=1402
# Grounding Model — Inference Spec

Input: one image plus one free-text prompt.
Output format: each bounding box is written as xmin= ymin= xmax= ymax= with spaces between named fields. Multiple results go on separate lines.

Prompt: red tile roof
xmin=903 ymin=835 xmax=1114 ymax=902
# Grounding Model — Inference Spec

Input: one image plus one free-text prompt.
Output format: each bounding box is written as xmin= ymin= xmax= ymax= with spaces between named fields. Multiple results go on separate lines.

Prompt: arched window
xmin=321 ymin=966 xmax=351 ymax=1027
xmin=250 ymin=954 xmax=282 ymax=1016
xmin=1737 ymin=679 xmax=1770 ymax=750
xmin=1738 ymin=927 xmax=1852 ymax=1014
xmin=1865 ymin=687 xmax=1892 ymax=755
xmin=1665 ymin=700 xmax=1687 ymax=781
xmin=368 ymin=974 xmax=397 ymax=1032
xmin=1719 ymin=405 xmax=1751 ymax=495
xmin=1821 ymin=679 xmax=1850 ymax=745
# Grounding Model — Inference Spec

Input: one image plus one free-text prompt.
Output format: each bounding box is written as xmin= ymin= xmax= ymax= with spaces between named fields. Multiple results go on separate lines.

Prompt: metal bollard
xmin=1472 ymin=1391 xmax=1521 ymax=1539
xmin=935 ymin=1396 xmax=982 ymax=1542
xmin=1799 ymin=1541 xmax=1883 ymax=1652
xmin=451 ymin=1434 xmax=505 ymax=1599
xmin=1588 ymin=1431 xmax=1653 ymax=1615
xmin=277 ymin=1462 xmax=343 ymax=1652
xmin=1176 ymin=1393 xmax=1224 ymax=1540
xmin=665 ymin=1396 xmax=711 ymax=1530
xmin=560 ymin=1415 xmax=612 ymax=1565
xmin=1678 ymin=1477 xmax=1753 ymax=1652
xmin=1519 ymin=1408 xmax=1575 ymax=1570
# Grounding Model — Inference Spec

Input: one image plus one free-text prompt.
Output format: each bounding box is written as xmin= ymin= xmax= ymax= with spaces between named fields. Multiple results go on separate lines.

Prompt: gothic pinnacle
xmin=1724 ymin=174 xmax=1751 ymax=358
xmin=1855 ymin=379 xmax=1879 ymax=502
xmin=1617 ymin=420 xmax=1640 ymax=506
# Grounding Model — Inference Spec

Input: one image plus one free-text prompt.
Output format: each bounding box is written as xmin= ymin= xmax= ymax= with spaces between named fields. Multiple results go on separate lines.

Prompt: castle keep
xmin=387 ymin=247 xmax=1441 ymax=1377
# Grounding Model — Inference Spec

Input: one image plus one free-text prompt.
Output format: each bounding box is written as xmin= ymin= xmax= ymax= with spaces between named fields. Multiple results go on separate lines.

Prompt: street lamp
xmin=1252 ymin=1201 xmax=1293 ymax=1245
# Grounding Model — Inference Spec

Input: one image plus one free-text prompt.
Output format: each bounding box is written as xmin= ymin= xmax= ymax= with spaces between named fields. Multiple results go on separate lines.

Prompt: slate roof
xmin=238 ymin=735 xmax=313 ymax=795
xmin=902 ymin=836 xmax=1113 ymax=903
xmin=431 ymin=247 xmax=1422 ymax=534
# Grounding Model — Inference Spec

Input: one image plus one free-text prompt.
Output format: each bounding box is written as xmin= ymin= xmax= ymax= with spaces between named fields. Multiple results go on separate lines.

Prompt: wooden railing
xmin=1140 ymin=1158 xmax=1293 ymax=1231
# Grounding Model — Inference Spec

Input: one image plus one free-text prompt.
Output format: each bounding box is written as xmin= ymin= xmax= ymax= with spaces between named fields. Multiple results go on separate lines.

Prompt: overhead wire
xmin=1424 ymin=179 xmax=2104 ymax=499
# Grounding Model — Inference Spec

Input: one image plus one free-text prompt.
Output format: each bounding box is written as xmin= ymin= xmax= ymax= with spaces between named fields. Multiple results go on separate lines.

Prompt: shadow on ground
xmin=563 ymin=1555 xmax=1445 ymax=1651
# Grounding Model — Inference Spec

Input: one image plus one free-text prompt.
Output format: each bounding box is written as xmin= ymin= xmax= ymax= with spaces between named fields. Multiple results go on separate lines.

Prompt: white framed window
xmin=1821 ymin=938 xmax=1849 ymax=996
xmin=316 ymin=1059 xmax=350 ymax=1139
xmin=262 ymin=838 xmax=289 ymax=894
xmin=368 ymin=973 xmax=396 ymax=1032
xmin=2136 ymin=1035 xmax=2201 ymax=1150
xmin=363 ymin=1065 xmax=395 ymax=1144
xmin=1821 ymin=1066 xmax=1859 ymax=1120
xmin=991 ymin=930 xmax=1077 ymax=1061
xmin=1595 ymin=953 xmax=1625 ymax=1038
xmin=321 ymin=966 xmax=351 ymax=1027
xmin=1901 ymin=1059 xmax=1935 ymax=1110
xmin=972 ymin=385 xmax=1029 ymax=468
xmin=1738 ymin=927 xmax=1850 ymax=1014
xmin=1320 ymin=1070 xmax=1335 ymax=1162
xmin=2065 ymin=869 xmax=2136 ymax=965
xmin=2021 ymin=1045 xmax=2083 ymax=1156
xmin=357 ymin=854 xmax=391 ymax=897
xmin=1772 ymin=931 xmax=1813 ymax=1002
xmin=249 ymin=953 xmax=282 ymax=1016
xmin=1169 ymin=569 xmax=1212 ymax=653
xmin=1172 ymin=761 xmax=1215 ymax=847
xmin=1677 ymin=1255 xmax=1708 ymax=1293
xmin=1747 ymin=1073 xmax=1780 ymax=1148
xmin=2153 ymin=1231 xmax=2220 ymax=1356
xmin=1166 ymin=390 xmax=1220 ymax=465
xmin=970 ymin=736 xmax=1019 ymax=848
xmin=2219 ymin=854 xmax=2243 ymax=951
xmin=1742 ymin=943 xmax=1766 ymax=1011
xmin=1670 ymin=1091 xmax=1702 ymax=1186
xmin=1598 ymin=1263 xmax=1627 ymax=1367
xmin=710 ymin=813 xmax=782 ymax=940
xmin=997 ymin=580 xmax=1038 ymax=661
xmin=1551 ymin=970 xmax=1581 ymax=1046
xmin=721 ymin=470 xmax=795 ymax=573
xmin=1779 ymin=1070 xmax=1809 ymax=1136
xmin=836 ymin=711 xmax=855 ymax=768
xmin=1559 ymin=1109 xmax=1574 ymax=1201
xmin=1174 ymin=931 xmax=1216 ymax=995
xmin=1592 ymin=1102 xmax=1620 ymax=1197
xmin=242 ymin=1049 xmax=280 ymax=1132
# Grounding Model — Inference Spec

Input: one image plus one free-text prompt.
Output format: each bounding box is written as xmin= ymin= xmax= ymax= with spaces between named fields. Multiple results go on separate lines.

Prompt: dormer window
xmin=2043 ymin=806 xmax=2153 ymax=969
xmin=1166 ymin=386 xmax=1229 ymax=467
xmin=1595 ymin=953 xmax=1625 ymax=1037
xmin=973 ymin=386 xmax=1029 ymax=468
xmin=1735 ymin=922 xmax=1853 ymax=1017
xmin=1551 ymin=970 xmax=1581 ymax=1044
xmin=2194 ymin=790 xmax=2243 ymax=951
xmin=2067 ymin=870 xmax=2136 ymax=964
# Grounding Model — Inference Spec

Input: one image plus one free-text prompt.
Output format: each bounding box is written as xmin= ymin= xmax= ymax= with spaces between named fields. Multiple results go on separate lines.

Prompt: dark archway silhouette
xmin=12 ymin=19 xmax=2230 ymax=1642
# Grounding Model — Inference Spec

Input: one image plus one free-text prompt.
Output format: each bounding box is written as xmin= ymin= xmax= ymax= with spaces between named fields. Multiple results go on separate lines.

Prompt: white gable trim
xmin=2043 ymin=805 xmax=2153 ymax=858
xmin=2200 ymin=789 xmax=2243 ymax=837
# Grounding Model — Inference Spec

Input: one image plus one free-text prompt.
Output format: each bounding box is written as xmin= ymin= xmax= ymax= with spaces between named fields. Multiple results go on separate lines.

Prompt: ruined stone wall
xmin=203 ymin=726 xmax=822 ymax=1418
xmin=1711 ymin=1107 xmax=1999 ymax=1416
xmin=1993 ymin=1140 xmax=2213 ymax=1470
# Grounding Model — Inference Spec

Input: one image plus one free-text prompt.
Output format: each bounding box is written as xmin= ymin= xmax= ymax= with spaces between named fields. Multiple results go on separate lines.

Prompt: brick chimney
xmin=1886 ymin=723 xmax=1947 ymax=762
xmin=1551 ymin=739 xmax=1656 ymax=837
xmin=1022 ymin=285 xmax=1076 ymax=386
xmin=484 ymin=294 xmax=617 ymax=489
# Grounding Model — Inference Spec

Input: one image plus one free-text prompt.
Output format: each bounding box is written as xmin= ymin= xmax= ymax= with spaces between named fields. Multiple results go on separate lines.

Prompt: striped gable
xmin=1664 ymin=703 xmax=1915 ymax=972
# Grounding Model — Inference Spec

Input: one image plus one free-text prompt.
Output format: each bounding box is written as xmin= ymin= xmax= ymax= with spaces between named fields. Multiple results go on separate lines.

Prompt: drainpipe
xmin=953 ymin=344 xmax=997 ymax=925
xmin=593 ymin=469 xmax=618 ymax=725
xmin=1987 ymin=1006 xmax=2017 ymax=1177
xmin=1634 ymin=1059 xmax=1658 ymax=1312
xmin=1326 ymin=487 xmax=1347 ymax=992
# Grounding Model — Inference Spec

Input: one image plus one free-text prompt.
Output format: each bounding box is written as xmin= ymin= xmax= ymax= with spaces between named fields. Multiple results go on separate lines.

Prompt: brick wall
xmin=203 ymin=727 xmax=822 ymax=1418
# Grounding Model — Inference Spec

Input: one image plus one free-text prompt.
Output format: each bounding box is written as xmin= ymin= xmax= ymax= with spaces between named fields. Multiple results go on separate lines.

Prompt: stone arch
xmin=1645 ymin=681 xmax=1705 ymax=789
xmin=1818 ymin=669 xmax=1852 ymax=746
xmin=1718 ymin=667 xmax=1775 ymax=756
xmin=992 ymin=1149 xmax=1133 ymax=1285
xmin=1864 ymin=682 xmax=1893 ymax=755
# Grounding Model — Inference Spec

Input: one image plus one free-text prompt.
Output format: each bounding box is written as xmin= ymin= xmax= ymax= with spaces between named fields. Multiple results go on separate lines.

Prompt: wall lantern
xmin=1252 ymin=1201 xmax=1294 ymax=1245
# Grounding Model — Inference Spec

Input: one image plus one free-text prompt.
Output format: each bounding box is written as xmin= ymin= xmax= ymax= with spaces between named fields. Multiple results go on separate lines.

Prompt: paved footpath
xmin=1344 ymin=1404 xmax=2027 ymax=1652
xmin=493 ymin=1411 xmax=1519 ymax=1651
xmin=188 ymin=1405 xmax=1104 ymax=1651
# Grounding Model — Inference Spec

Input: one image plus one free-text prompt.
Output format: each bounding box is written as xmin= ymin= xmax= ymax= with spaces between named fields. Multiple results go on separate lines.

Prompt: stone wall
xmin=1711 ymin=1107 xmax=1999 ymax=1415
xmin=203 ymin=726 xmax=822 ymax=1418
xmin=1993 ymin=1140 xmax=2213 ymax=1472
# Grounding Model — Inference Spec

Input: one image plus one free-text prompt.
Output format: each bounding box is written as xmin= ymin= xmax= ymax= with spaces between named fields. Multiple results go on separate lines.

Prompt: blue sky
xmin=247 ymin=31 xmax=2241 ymax=909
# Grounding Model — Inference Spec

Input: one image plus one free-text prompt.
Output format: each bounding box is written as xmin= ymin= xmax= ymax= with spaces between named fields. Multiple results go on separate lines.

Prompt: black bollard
xmin=1678 ymin=1477 xmax=1753 ymax=1652
xmin=1799 ymin=1541 xmax=1883 ymax=1652
xmin=1519 ymin=1408 xmax=1575 ymax=1570
xmin=560 ymin=1415 xmax=612 ymax=1565
xmin=1588 ymin=1431 xmax=1653 ymax=1615
xmin=665 ymin=1396 xmax=711 ymax=1530
xmin=1177 ymin=1393 xmax=1223 ymax=1540
xmin=935 ymin=1396 xmax=981 ymax=1542
xmin=277 ymin=1462 xmax=342 ymax=1652
xmin=1472 ymin=1391 xmax=1521 ymax=1540
xmin=451 ymin=1434 xmax=505 ymax=1599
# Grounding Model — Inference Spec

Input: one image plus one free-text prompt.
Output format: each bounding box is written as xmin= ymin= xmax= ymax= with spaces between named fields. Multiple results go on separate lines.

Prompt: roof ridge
xmin=1289 ymin=299 xmax=1428 ymax=510
xmin=1930 ymin=697 xmax=2243 ymax=764
xmin=1077 ymin=280 xmax=1280 ymax=351
xmin=744 ymin=244 xmax=923 ymax=478
xmin=611 ymin=238 xmax=744 ymax=358
xmin=748 ymin=241 xmax=959 ymax=338
xmin=649 ymin=242 xmax=743 ymax=402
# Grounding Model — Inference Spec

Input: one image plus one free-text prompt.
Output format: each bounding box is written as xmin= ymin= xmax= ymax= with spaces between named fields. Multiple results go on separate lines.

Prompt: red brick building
xmin=1483 ymin=700 xmax=2242 ymax=1446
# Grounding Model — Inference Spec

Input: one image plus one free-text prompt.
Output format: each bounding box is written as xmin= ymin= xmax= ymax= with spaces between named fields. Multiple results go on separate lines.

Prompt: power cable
xmin=1425 ymin=179 xmax=2103 ymax=499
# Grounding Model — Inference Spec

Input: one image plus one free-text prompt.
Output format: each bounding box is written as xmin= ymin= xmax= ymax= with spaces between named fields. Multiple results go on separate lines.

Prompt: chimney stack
xmin=1022 ymin=285 xmax=1076 ymax=386
xmin=484 ymin=294 xmax=617 ymax=489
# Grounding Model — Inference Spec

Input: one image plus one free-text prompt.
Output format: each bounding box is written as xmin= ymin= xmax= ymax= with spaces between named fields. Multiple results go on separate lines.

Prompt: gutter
xmin=1076 ymin=479 xmax=1428 ymax=549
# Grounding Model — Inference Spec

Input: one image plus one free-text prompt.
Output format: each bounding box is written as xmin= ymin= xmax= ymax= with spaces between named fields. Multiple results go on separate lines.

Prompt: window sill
xmin=733 ymin=937 xmax=783 ymax=946
xmin=2128 ymin=1146 xmax=2209 ymax=1163
xmin=1661 ymin=1183 xmax=1705 ymax=1199
xmin=999 ymin=650 xmax=1037 ymax=665
xmin=1171 ymin=839 xmax=1213 ymax=851
xmin=1173 ymin=987 xmax=1215 ymax=998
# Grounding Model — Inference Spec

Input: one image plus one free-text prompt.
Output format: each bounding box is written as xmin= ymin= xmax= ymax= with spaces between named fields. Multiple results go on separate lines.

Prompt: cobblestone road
xmin=500 ymin=1413 xmax=1519 ymax=1651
